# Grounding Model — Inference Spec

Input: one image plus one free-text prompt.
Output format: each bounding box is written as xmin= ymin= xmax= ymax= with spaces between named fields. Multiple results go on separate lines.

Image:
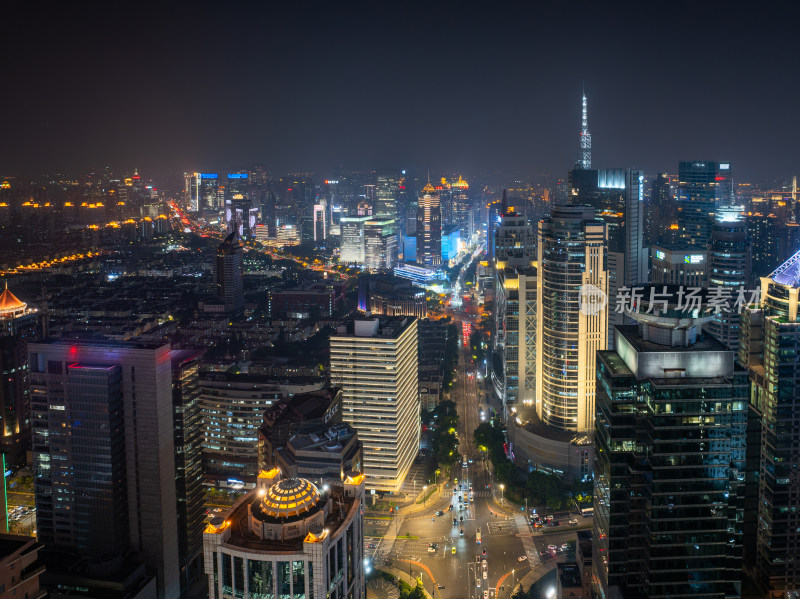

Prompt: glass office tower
xmin=594 ymin=287 xmax=747 ymax=599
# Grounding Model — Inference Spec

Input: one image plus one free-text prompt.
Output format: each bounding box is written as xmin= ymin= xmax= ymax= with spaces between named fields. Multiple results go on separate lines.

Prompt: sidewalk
xmin=376 ymin=565 xmax=433 ymax=599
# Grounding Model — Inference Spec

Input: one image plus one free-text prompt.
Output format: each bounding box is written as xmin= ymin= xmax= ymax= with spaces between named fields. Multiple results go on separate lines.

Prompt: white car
xmin=518 ymin=555 xmax=527 ymax=562
xmin=483 ymin=570 xmax=487 ymax=580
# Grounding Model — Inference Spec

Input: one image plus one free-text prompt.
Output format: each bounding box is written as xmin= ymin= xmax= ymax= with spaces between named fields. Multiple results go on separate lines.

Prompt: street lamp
xmin=500 ymin=484 xmax=505 ymax=505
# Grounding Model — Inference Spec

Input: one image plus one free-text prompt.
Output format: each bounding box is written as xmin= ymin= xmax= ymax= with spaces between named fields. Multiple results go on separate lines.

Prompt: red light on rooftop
xmin=715 ymin=176 xmax=725 ymax=181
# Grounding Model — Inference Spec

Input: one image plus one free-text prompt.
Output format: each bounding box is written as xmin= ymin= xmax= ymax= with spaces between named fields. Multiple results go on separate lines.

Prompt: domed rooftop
xmin=258 ymin=477 xmax=321 ymax=519
xmin=0 ymin=283 xmax=27 ymax=317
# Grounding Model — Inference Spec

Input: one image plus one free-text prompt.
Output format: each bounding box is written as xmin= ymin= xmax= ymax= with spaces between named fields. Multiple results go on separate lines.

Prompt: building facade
xmin=203 ymin=469 xmax=365 ymax=599
xmin=677 ymin=161 xmax=734 ymax=248
xmin=536 ymin=205 xmax=607 ymax=432
xmin=594 ymin=290 xmax=747 ymax=599
xmin=416 ymin=183 xmax=442 ymax=266
xmin=215 ymin=232 xmax=244 ymax=315
xmin=740 ymin=254 xmax=800 ymax=596
xmin=28 ymin=339 xmax=180 ymax=599
xmin=330 ymin=318 xmax=420 ymax=491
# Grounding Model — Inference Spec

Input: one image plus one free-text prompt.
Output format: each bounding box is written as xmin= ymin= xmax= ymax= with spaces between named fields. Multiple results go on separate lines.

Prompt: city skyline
xmin=2 ymin=2 xmax=800 ymax=181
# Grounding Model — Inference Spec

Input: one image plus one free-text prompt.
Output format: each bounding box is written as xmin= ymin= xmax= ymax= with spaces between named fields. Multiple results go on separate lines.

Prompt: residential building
xmin=0 ymin=534 xmax=45 ymax=599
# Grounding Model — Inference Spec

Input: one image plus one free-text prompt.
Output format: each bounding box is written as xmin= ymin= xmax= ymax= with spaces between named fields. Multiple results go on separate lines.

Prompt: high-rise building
xmin=201 ymin=373 xmax=326 ymax=486
xmin=495 ymin=266 xmax=537 ymax=412
xmin=375 ymin=170 xmax=401 ymax=220
xmin=200 ymin=173 xmax=220 ymax=213
xmin=184 ymin=172 xmax=200 ymax=212
xmin=339 ymin=216 xmax=370 ymax=264
xmin=448 ymin=175 xmax=471 ymax=237
xmin=313 ymin=199 xmax=328 ymax=243
xmin=364 ymin=218 xmax=398 ymax=271
xmin=0 ymin=283 xmax=39 ymax=467
xmin=28 ymin=339 xmax=181 ymax=599
xmin=215 ymin=232 xmax=244 ymax=315
xmin=493 ymin=193 xmax=536 ymax=268
xmin=740 ymin=256 xmax=800 ymax=595
xmin=170 ymin=349 xmax=205 ymax=594
xmin=649 ymin=244 xmax=707 ymax=287
xmin=226 ymin=173 xmax=250 ymax=201
xmin=330 ymin=318 xmax=420 ymax=492
xmin=536 ymin=205 xmax=607 ymax=432
xmin=677 ymin=161 xmax=734 ymax=247
xmin=645 ymin=172 xmax=677 ymax=246
xmin=704 ymin=210 xmax=751 ymax=350
xmin=203 ymin=469 xmax=366 ymax=599
xmin=569 ymin=168 xmax=645 ymax=345
xmin=594 ymin=289 xmax=747 ymax=599
xmin=416 ymin=183 xmax=442 ymax=266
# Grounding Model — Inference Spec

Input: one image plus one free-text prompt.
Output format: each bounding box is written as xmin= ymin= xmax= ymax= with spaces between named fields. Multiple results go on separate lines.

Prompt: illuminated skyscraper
xmin=416 ymin=182 xmax=442 ymax=266
xmin=199 ymin=173 xmax=220 ymax=213
xmin=536 ymin=205 xmax=607 ymax=432
xmin=704 ymin=210 xmax=751 ymax=350
xmin=375 ymin=170 xmax=401 ymax=220
xmin=364 ymin=218 xmax=397 ymax=271
xmin=740 ymin=257 xmax=800 ymax=595
xmin=594 ymin=290 xmax=746 ymax=599
xmin=184 ymin=172 xmax=200 ymax=212
xmin=677 ymin=161 xmax=734 ymax=247
xmin=330 ymin=318 xmax=419 ymax=492
xmin=340 ymin=216 xmax=370 ymax=264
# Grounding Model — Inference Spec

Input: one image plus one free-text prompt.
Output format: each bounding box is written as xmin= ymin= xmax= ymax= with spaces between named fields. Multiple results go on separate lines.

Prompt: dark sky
xmin=2 ymin=1 xmax=799 ymax=182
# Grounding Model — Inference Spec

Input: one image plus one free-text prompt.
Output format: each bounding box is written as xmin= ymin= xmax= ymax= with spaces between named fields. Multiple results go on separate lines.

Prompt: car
xmin=436 ymin=510 xmax=444 ymax=516
xmin=569 ymin=518 xmax=578 ymax=525
xmin=458 ymin=496 xmax=463 ymax=502
xmin=460 ymin=516 xmax=464 ymax=522
xmin=453 ymin=518 xmax=458 ymax=525
xmin=482 ymin=548 xmax=486 ymax=556
xmin=451 ymin=546 xmax=456 ymax=555
xmin=428 ymin=546 xmax=436 ymax=553
xmin=562 ymin=543 xmax=570 ymax=550
xmin=484 ymin=592 xmax=489 ymax=599
xmin=476 ymin=579 xmax=482 ymax=588
xmin=550 ymin=521 xmax=560 ymax=526
xmin=547 ymin=545 xmax=557 ymax=551
xmin=470 ymin=497 xmax=474 ymax=503
xmin=483 ymin=570 xmax=487 ymax=580
xmin=518 ymin=555 xmax=528 ymax=562
xmin=460 ymin=529 xmax=464 ymax=536
xmin=545 ymin=515 xmax=554 ymax=521
xmin=438 ymin=584 xmax=446 ymax=589
xmin=367 ymin=543 xmax=377 ymax=549
xmin=448 ymin=505 xmax=453 ymax=511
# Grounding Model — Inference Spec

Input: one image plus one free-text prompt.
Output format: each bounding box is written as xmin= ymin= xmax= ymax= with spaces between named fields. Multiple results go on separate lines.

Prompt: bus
xmin=476 ymin=531 xmax=482 ymax=544
xmin=580 ymin=507 xmax=594 ymax=517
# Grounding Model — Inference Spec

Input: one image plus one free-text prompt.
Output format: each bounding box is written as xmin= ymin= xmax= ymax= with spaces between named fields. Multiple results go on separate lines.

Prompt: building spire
xmin=579 ymin=89 xmax=592 ymax=170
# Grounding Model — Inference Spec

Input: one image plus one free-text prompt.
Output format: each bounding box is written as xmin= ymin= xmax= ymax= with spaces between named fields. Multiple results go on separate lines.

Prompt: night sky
xmin=3 ymin=1 xmax=799 ymax=181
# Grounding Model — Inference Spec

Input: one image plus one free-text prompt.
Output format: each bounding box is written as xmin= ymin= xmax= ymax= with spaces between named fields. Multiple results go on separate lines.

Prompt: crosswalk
xmin=443 ymin=489 xmax=493 ymax=499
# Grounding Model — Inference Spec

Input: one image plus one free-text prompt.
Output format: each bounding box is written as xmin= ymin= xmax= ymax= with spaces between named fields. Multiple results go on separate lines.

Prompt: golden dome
xmin=258 ymin=478 xmax=320 ymax=519
xmin=0 ymin=283 xmax=27 ymax=317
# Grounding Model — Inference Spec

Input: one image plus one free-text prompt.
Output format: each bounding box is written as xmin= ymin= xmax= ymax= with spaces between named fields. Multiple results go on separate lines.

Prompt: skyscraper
xmin=536 ymin=205 xmax=607 ymax=432
xmin=416 ymin=182 xmax=442 ymax=266
xmin=364 ymin=218 xmax=398 ymax=271
xmin=0 ymin=283 xmax=39 ymax=467
xmin=184 ymin=172 xmax=200 ymax=212
xmin=28 ymin=339 xmax=181 ymax=599
xmin=493 ymin=193 xmax=536 ymax=268
xmin=200 ymin=173 xmax=220 ymax=213
xmin=704 ymin=210 xmax=751 ymax=350
xmin=568 ymin=168 xmax=645 ymax=345
xmin=740 ymin=256 xmax=800 ymax=595
xmin=677 ymin=161 xmax=734 ymax=247
xmin=215 ymin=232 xmax=244 ymax=315
xmin=375 ymin=170 xmax=401 ymax=220
xmin=330 ymin=317 xmax=420 ymax=492
xmin=594 ymin=289 xmax=747 ymax=599
xmin=171 ymin=349 xmax=205 ymax=594
xmin=339 ymin=216 xmax=371 ymax=264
